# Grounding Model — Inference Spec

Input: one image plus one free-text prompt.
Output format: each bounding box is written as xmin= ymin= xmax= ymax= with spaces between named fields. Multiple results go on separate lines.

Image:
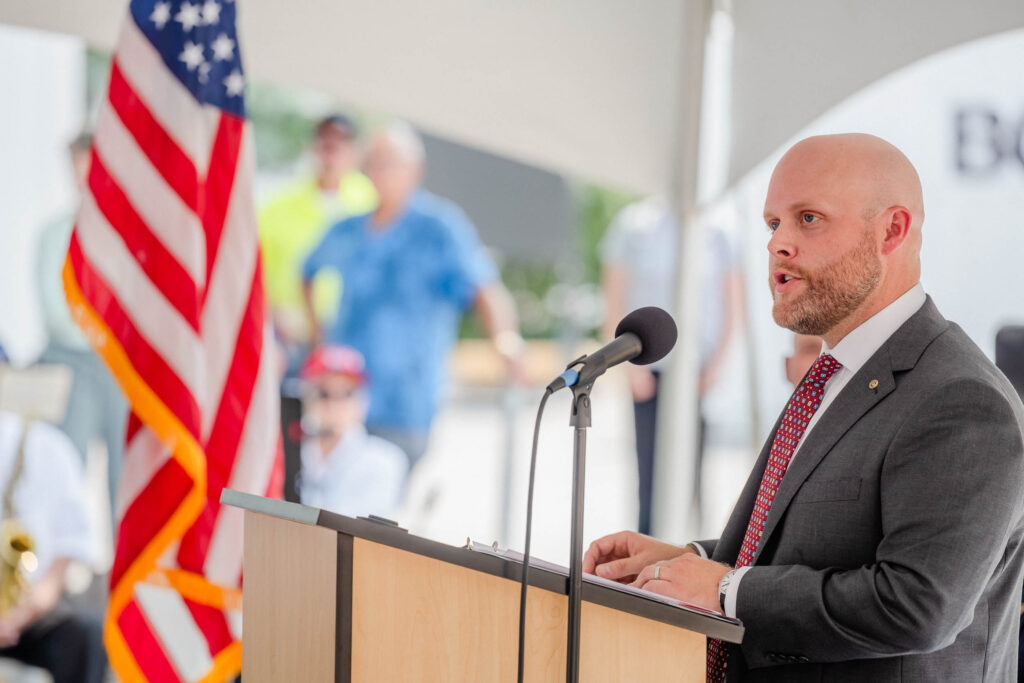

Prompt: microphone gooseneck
xmin=547 ymin=306 xmax=678 ymax=392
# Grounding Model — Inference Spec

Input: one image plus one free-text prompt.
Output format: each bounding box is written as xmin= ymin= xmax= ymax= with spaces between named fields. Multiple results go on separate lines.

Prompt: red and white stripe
xmin=70 ymin=11 xmax=280 ymax=683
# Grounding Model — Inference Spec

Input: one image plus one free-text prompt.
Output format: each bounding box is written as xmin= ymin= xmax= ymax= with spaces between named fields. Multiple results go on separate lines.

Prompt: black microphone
xmin=547 ymin=306 xmax=678 ymax=393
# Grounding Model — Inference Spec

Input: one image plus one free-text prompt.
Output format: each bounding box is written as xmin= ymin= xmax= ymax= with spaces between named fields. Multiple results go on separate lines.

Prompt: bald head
xmin=365 ymin=122 xmax=426 ymax=214
xmin=777 ymin=133 xmax=923 ymax=230
xmin=369 ymin=122 xmax=425 ymax=167
xmin=765 ymin=134 xmax=925 ymax=345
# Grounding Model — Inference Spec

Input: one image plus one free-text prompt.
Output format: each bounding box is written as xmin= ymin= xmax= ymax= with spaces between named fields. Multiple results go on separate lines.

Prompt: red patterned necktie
xmin=706 ymin=354 xmax=842 ymax=683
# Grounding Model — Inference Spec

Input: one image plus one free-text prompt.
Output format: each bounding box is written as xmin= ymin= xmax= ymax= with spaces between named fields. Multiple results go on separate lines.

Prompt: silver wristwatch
xmin=718 ymin=568 xmax=738 ymax=612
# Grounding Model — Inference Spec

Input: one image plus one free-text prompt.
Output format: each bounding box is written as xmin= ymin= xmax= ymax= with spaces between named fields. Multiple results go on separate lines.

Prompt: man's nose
xmin=767 ymin=221 xmax=796 ymax=259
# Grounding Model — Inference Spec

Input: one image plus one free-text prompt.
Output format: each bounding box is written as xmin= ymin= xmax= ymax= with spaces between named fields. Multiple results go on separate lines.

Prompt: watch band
xmin=718 ymin=568 xmax=737 ymax=612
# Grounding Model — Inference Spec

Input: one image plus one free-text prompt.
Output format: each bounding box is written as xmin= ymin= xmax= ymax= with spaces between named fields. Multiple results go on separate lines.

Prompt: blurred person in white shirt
xmin=297 ymin=345 xmax=408 ymax=519
xmin=600 ymin=197 xmax=743 ymax=534
xmin=0 ymin=344 xmax=106 ymax=683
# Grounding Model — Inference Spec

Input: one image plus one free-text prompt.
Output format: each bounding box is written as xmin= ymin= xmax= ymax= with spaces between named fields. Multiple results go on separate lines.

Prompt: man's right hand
xmin=582 ymin=531 xmax=693 ymax=584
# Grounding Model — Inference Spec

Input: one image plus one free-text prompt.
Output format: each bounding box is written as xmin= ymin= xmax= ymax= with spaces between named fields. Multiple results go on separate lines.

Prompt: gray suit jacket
xmin=699 ymin=298 xmax=1024 ymax=682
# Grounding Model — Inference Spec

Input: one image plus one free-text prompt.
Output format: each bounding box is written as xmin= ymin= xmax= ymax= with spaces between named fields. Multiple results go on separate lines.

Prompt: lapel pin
xmin=868 ymin=379 xmax=879 ymax=390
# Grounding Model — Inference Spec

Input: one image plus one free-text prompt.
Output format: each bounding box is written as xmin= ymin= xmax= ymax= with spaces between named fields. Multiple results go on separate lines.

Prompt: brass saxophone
xmin=0 ymin=419 xmax=38 ymax=613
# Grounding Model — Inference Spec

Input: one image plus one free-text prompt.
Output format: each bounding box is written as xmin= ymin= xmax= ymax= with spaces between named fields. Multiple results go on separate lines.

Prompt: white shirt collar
xmin=822 ymin=283 xmax=926 ymax=375
xmin=301 ymin=424 xmax=369 ymax=480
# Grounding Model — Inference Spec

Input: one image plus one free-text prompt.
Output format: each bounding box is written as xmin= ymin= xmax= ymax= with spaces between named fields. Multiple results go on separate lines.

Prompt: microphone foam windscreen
xmin=615 ymin=306 xmax=678 ymax=365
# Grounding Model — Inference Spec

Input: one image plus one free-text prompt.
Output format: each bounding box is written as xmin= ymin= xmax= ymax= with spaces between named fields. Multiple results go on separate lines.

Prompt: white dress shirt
xmin=599 ymin=197 xmax=737 ymax=370
xmin=702 ymin=283 xmax=927 ymax=617
xmin=0 ymin=411 xmax=97 ymax=582
xmin=298 ymin=424 xmax=408 ymax=519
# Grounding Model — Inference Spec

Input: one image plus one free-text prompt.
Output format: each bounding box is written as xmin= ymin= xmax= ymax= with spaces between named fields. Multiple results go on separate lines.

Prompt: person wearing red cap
xmin=297 ymin=345 xmax=408 ymax=518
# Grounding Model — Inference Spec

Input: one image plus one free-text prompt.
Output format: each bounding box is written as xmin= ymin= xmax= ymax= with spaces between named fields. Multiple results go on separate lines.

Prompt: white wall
xmin=0 ymin=24 xmax=85 ymax=364
xmin=729 ymin=27 xmax=1024 ymax=439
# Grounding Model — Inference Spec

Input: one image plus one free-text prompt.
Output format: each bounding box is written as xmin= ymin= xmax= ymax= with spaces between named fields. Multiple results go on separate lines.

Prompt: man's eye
xmin=767 ymin=220 xmax=780 ymax=232
xmin=802 ymin=213 xmax=818 ymax=224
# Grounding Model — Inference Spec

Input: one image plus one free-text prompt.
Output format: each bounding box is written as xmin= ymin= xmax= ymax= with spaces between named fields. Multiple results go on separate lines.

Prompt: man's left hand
xmin=631 ymin=553 xmax=733 ymax=612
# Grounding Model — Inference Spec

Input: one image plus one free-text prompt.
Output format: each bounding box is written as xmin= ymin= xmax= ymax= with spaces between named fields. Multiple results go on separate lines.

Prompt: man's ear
xmin=881 ymin=206 xmax=912 ymax=256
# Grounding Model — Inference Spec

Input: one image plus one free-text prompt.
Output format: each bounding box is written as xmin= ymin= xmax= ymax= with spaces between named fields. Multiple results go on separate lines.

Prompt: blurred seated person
xmin=297 ymin=345 xmax=408 ymax=518
xmin=785 ymin=333 xmax=823 ymax=388
xmin=259 ymin=114 xmax=378 ymax=378
xmin=0 ymin=345 xmax=106 ymax=683
xmin=302 ymin=122 xmax=522 ymax=468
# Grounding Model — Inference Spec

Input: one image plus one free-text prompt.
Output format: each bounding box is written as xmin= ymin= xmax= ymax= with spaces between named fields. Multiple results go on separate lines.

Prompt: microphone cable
xmin=517 ymin=387 xmax=552 ymax=683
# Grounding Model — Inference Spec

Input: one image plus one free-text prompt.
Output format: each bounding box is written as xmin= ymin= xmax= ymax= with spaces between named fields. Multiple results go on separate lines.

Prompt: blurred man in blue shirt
xmin=302 ymin=122 xmax=521 ymax=467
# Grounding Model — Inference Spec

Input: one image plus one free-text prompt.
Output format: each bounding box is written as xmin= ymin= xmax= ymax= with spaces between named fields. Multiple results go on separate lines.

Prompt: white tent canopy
xmin=0 ymin=0 xmax=691 ymax=195
xmin=3 ymin=0 xmax=1022 ymax=193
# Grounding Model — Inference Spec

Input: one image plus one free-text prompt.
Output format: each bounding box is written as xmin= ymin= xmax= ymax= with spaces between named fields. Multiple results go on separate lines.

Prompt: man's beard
xmin=771 ymin=230 xmax=882 ymax=336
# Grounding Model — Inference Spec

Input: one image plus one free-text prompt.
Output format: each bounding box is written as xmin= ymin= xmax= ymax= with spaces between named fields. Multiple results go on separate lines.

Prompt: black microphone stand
xmin=565 ymin=377 xmax=593 ymax=683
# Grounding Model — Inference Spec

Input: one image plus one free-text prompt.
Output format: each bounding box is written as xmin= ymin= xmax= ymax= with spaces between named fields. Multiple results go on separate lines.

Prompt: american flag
xmin=63 ymin=1 xmax=281 ymax=680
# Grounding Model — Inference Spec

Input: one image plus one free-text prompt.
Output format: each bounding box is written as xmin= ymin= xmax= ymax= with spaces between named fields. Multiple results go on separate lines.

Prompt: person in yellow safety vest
xmin=259 ymin=114 xmax=378 ymax=378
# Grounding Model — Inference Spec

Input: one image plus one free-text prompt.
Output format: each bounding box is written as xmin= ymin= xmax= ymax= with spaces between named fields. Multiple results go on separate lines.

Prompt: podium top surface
xmin=223 ymin=489 xmax=744 ymax=644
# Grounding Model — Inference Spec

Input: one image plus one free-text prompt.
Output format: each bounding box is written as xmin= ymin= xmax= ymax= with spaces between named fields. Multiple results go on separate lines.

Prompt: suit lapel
xmin=751 ymin=352 xmax=896 ymax=563
xmin=749 ymin=296 xmax=950 ymax=565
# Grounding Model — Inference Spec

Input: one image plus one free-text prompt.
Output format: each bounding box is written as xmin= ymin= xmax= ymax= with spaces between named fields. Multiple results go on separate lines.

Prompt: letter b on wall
xmin=955 ymin=107 xmax=1024 ymax=176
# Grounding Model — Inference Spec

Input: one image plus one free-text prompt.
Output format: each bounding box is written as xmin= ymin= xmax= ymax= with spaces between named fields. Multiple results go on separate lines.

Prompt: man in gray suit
xmin=583 ymin=133 xmax=1024 ymax=681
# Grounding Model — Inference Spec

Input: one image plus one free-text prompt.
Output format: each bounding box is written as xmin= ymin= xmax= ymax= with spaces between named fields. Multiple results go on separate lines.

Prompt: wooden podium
xmin=223 ymin=490 xmax=743 ymax=682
